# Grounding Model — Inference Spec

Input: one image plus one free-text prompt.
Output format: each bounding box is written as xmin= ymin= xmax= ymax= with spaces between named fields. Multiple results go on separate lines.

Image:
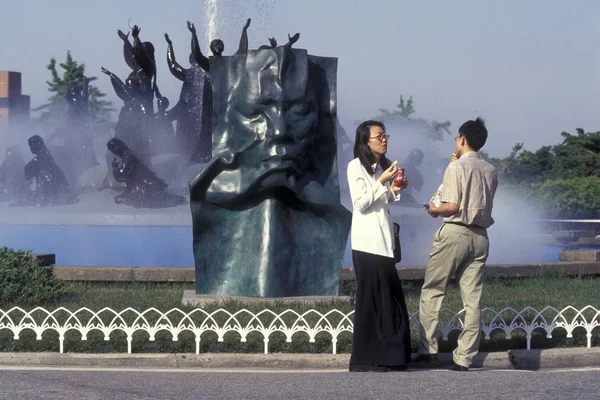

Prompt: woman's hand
xmin=378 ymin=161 xmax=398 ymax=185
xmin=392 ymin=176 xmax=409 ymax=193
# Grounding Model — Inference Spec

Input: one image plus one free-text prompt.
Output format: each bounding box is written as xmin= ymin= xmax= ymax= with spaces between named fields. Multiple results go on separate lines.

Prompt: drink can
xmin=394 ymin=167 xmax=404 ymax=186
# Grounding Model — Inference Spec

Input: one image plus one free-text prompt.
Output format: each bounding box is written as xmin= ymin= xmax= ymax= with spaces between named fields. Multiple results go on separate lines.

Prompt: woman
xmin=347 ymin=120 xmax=412 ymax=372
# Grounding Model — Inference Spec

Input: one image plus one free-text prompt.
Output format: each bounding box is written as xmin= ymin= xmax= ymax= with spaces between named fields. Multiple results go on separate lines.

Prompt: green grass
xmin=1 ymin=273 xmax=598 ymax=354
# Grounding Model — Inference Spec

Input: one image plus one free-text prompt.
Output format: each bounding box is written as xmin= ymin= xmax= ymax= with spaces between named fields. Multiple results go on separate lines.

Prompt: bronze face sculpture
xmin=190 ymin=46 xmax=351 ymax=297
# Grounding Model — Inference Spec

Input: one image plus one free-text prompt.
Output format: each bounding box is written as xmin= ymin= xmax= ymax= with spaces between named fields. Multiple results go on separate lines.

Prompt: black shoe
xmin=450 ymin=362 xmax=469 ymax=372
xmin=349 ymin=365 xmax=389 ymax=372
xmin=412 ymin=354 xmax=439 ymax=364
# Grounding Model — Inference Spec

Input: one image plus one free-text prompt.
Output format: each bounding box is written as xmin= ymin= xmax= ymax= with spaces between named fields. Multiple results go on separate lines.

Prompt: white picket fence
xmin=0 ymin=306 xmax=598 ymax=354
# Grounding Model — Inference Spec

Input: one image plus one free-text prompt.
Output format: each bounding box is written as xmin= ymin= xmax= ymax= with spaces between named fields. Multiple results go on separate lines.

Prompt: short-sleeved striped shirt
xmin=441 ymin=151 xmax=498 ymax=228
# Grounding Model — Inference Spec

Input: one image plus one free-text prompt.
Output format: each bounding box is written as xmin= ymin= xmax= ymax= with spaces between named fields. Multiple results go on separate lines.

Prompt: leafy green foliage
xmin=33 ymin=51 xmax=113 ymax=123
xmin=553 ymin=128 xmax=600 ymax=179
xmin=526 ymin=177 xmax=600 ymax=219
xmin=490 ymin=128 xmax=600 ymax=219
xmin=491 ymin=129 xmax=600 ymax=185
xmin=0 ymin=247 xmax=68 ymax=305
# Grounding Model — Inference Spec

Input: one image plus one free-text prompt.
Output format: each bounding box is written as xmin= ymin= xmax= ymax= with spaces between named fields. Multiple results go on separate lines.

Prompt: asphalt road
xmin=1 ymin=366 xmax=599 ymax=400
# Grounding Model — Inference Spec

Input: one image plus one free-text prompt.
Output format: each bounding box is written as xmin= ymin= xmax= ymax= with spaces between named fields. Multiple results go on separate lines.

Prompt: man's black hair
xmin=458 ymin=117 xmax=488 ymax=151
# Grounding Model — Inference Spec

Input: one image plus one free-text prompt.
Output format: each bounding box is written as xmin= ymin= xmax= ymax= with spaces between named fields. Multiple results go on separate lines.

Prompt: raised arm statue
xmin=234 ymin=18 xmax=251 ymax=55
xmin=187 ymin=21 xmax=210 ymax=71
xmin=115 ymin=24 xmax=157 ymax=113
xmin=118 ymin=29 xmax=139 ymax=71
xmin=101 ymin=66 xmax=150 ymax=161
xmin=131 ymin=25 xmax=156 ymax=83
xmin=285 ymin=33 xmax=300 ymax=48
xmin=258 ymin=37 xmax=277 ymax=50
xmin=101 ymin=67 xmax=131 ymax=103
xmin=164 ymin=28 xmax=211 ymax=161
xmin=165 ymin=33 xmax=186 ymax=81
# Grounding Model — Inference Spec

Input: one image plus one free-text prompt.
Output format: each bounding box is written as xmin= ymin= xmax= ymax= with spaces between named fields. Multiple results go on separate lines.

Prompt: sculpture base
xmin=182 ymin=290 xmax=351 ymax=307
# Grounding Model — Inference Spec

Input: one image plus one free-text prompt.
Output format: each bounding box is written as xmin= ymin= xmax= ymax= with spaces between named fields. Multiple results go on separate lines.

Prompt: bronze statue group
xmin=1 ymin=19 xmax=301 ymax=209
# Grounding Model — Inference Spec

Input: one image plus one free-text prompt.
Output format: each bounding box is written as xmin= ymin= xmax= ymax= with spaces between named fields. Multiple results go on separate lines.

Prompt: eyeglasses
xmin=369 ymin=134 xmax=390 ymax=142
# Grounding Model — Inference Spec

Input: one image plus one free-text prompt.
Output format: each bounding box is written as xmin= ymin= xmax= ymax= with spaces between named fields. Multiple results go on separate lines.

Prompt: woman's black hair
xmin=353 ymin=120 xmax=392 ymax=175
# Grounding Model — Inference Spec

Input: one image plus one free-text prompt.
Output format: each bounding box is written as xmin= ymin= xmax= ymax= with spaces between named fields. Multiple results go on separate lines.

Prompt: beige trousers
xmin=418 ymin=223 xmax=489 ymax=367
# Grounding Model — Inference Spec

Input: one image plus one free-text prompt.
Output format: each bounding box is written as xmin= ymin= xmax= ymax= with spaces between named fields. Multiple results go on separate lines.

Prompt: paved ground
xmin=1 ymin=365 xmax=599 ymax=399
xmin=1 ymin=348 xmax=599 ymax=371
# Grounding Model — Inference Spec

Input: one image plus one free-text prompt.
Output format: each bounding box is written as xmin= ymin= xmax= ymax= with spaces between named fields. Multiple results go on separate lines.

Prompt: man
xmin=416 ymin=117 xmax=498 ymax=371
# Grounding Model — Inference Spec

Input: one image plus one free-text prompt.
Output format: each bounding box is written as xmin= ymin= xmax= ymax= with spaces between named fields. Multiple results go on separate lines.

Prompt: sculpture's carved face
xmin=227 ymin=50 xmax=319 ymax=187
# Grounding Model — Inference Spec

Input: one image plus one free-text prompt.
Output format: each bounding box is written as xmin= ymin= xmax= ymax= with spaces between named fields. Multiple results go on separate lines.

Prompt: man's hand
xmin=427 ymin=203 xmax=440 ymax=218
xmin=132 ymin=25 xmax=141 ymax=38
xmin=187 ymin=21 xmax=196 ymax=34
xmin=164 ymin=33 xmax=172 ymax=45
xmin=244 ymin=18 xmax=251 ymax=29
xmin=100 ymin=67 xmax=110 ymax=75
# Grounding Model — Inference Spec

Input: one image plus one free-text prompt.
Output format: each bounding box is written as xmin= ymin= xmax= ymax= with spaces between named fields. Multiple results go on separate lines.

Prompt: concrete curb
xmin=52 ymin=262 xmax=600 ymax=282
xmin=509 ymin=348 xmax=600 ymax=370
xmin=1 ymin=348 xmax=598 ymax=370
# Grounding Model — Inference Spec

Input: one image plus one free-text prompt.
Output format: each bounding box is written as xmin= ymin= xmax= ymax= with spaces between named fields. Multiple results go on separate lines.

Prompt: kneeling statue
xmin=22 ymin=135 xmax=78 ymax=206
xmin=107 ymin=138 xmax=187 ymax=208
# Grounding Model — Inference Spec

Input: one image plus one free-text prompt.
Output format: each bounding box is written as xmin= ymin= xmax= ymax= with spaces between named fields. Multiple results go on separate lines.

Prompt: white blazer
xmin=347 ymin=158 xmax=400 ymax=258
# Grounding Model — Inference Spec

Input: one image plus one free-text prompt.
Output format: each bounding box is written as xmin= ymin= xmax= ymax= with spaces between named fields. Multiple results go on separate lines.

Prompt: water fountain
xmin=0 ymin=1 xmax=574 ymax=273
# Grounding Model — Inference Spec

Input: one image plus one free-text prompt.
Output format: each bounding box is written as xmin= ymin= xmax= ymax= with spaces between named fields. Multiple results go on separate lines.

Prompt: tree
xmin=490 ymin=128 xmax=600 ymax=219
xmin=552 ymin=128 xmax=600 ymax=179
xmin=33 ymin=51 xmax=113 ymax=124
xmin=372 ymin=95 xmax=452 ymax=142
xmin=493 ymin=129 xmax=600 ymax=185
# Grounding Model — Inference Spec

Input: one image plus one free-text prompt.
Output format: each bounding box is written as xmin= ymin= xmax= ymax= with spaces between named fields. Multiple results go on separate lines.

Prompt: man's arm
xmin=427 ymin=201 xmax=459 ymax=218
xmin=427 ymin=157 xmax=461 ymax=218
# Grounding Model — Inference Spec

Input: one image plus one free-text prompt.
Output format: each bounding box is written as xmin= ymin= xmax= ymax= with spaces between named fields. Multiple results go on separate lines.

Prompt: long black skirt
xmin=349 ymin=250 xmax=412 ymax=371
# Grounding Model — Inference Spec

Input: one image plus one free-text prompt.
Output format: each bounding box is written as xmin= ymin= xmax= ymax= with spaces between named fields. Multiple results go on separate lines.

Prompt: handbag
xmin=393 ymin=222 xmax=401 ymax=263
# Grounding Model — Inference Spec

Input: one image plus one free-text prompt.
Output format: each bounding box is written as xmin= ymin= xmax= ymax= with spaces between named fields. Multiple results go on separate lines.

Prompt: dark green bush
xmin=528 ymin=177 xmax=600 ymax=219
xmin=0 ymin=247 xmax=68 ymax=306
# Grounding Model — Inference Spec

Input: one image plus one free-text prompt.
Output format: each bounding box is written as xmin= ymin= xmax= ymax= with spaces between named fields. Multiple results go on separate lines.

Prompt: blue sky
xmin=1 ymin=0 xmax=598 ymax=156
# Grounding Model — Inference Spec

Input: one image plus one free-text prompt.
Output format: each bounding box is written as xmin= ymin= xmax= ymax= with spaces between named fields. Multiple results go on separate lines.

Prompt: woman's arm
xmin=387 ymin=185 xmax=401 ymax=203
xmin=347 ymin=161 xmax=389 ymax=213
